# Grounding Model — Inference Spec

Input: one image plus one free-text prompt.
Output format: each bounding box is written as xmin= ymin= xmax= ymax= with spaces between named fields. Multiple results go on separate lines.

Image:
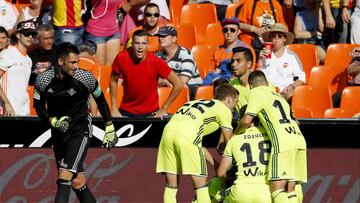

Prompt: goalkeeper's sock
xmin=164 ymin=185 xmax=178 ymax=203
xmin=272 ymin=189 xmax=289 ymax=203
xmin=73 ymin=184 xmax=96 ymax=203
xmin=55 ymin=179 xmax=71 ymax=203
xmin=195 ymin=186 xmax=211 ymax=203
xmin=287 ymin=191 xmax=298 ymax=203
xmin=295 ymin=184 xmax=303 ymax=203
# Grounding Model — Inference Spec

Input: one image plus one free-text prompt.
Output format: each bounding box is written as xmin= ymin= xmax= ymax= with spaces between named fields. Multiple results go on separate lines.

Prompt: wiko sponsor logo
xmin=29 ymin=124 xmax=152 ymax=147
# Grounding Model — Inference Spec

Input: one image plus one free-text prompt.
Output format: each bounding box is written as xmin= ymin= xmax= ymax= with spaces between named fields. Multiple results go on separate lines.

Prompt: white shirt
xmin=0 ymin=46 xmax=32 ymax=116
xmin=262 ymin=47 xmax=305 ymax=91
xmin=0 ymin=0 xmax=19 ymax=30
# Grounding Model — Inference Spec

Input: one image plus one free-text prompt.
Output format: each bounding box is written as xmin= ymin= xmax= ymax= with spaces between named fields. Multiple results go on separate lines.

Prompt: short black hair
xmin=132 ymin=29 xmax=148 ymax=41
xmin=0 ymin=26 xmax=9 ymax=38
xmin=232 ymin=47 xmax=253 ymax=64
xmin=56 ymin=42 xmax=79 ymax=60
xmin=144 ymin=2 xmax=159 ymax=13
xmin=248 ymin=70 xmax=267 ymax=86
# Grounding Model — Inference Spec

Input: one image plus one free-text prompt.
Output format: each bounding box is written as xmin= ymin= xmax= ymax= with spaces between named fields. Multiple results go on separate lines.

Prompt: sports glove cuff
xmin=50 ymin=117 xmax=58 ymax=127
xmin=105 ymin=123 xmax=115 ymax=132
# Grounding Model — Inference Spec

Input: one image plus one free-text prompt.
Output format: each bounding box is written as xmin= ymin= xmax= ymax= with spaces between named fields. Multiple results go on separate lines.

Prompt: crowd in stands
xmin=0 ymin=0 xmax=359 ymax=118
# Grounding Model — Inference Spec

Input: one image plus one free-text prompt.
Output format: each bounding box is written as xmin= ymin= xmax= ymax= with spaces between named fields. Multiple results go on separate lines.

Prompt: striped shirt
xmin=53 ymin=0 xmax=83 ymax=28
xmin=157 ymin=46 xmax=203 ymax=86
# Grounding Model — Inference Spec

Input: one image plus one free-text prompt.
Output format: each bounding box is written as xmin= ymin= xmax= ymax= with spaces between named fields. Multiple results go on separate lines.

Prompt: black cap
xmin=17 ymin=20 xmax=37 ymax=34
xmin=155 ymin=26 xmax=177 ymax=37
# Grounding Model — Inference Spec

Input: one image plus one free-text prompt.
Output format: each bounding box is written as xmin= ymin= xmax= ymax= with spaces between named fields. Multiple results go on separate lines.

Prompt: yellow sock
xmin=287 ymin=191 xmax=297 ymax=203
xmin=295 ymin=184 xmax=303 ymax=203
xmin=195 ymin=186 xmax=211 ymax=203
xmin=164 ymin=186 xmax=177 ymax=203
xmin=272 ymin=189 xmax=289 ymax=203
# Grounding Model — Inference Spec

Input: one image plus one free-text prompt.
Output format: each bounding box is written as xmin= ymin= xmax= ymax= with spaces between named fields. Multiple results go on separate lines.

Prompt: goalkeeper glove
xmin=103 ymin=123 xmax=118 ymax=150
xmin=50 ymin=116 xmax=71 ymax=133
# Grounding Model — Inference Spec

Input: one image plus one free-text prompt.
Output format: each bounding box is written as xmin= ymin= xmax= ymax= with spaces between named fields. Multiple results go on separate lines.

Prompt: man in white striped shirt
xmin=156 ymin=26 xmax=203 ymax=100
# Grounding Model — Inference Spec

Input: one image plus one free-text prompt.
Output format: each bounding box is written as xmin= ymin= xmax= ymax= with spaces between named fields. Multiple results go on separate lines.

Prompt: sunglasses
xmin=145 ymin=13 xmax=160 ymax=18
xmin=270 ymin=33 xmax=285 ymax=39
xmin=222 ymin=27 xmax=236 ymax=33
xmin=21 ymin=32 xmax=37 ymax=37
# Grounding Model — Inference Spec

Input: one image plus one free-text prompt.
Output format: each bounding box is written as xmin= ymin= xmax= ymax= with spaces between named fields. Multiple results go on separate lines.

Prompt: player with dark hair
xmin=236 ymin=70 xmax=307 ymax=203
xmin=33 ymin=42 xmax=118 ymax=203
xmin=156 ymin=84 xmax=239 ymax=203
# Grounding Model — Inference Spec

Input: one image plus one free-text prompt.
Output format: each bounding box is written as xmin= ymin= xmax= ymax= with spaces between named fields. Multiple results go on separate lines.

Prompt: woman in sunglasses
xmin=257 ymin=23 xmax=306 ymax=102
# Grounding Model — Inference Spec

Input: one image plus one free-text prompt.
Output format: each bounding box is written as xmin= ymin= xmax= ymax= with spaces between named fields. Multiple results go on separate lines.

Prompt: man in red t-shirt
xmin=110 ymin=29 xmax=183 ymax=118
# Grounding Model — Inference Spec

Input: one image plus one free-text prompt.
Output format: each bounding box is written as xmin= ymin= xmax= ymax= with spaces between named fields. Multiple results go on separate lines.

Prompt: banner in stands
xmin=0 ymin=149 xmax=359 ymax=202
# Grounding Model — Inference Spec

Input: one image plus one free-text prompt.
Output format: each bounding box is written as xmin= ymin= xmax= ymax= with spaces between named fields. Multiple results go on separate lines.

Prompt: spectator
xmin=322 ymin=0 xmax=350 ymax=43
xmin=0 ymin=0 xmax=19 ymax=36
xmin=52 ymin=0 xmax=84 ymax=46
xmin=293 ymin=0 xmax=327 ymax=63
xmin=343 ymin=0 xmax=360 ymax=43
xmin=204 ymin=17 xmax=249 ymax=85
xmin=210 ymin=17 xmax=248 ymax=71
xmin=237 ymin=0 xmax=287 ymax=54
xmin=110 ymin=29 xmax=183 ymax=118
xmin=238 ymin=0 xmax=287 ymax=61
xmin=127 ymin=3 xmax=162 ymax=52
xmin=138 ymin=0 xmax=170 ymax=26
xmin=16 ymin=0 xmax=44 ymax=24
xmin=0 ymin=20 xmax=37 ymax=116
xmin=156 ymin=26 xmax=202 ymax=100
xmin=258 ymin=23 xmax=305 ymax=101
xmin=77 ymin=40 xmax=100 ymax=117
xmin=84 ymin=0 xmax=122 ymax=65
xmin=0 ymin=26 xmax=9 ymax=52
xmin=348 ymin=47 xmax=360 ymax=86
xmin=28 ymin=24 xmax=56 ymax=85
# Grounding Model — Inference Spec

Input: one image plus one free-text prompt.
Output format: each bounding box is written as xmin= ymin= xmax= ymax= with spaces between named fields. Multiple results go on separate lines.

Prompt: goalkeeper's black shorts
xmin=52 ymin=126 xmax=91 ymax=173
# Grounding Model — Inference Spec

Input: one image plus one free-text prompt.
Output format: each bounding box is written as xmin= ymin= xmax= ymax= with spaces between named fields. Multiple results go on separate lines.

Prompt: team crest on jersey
xmin=283 ymin=63 xmax=289 ymax=69
xmin=67 ymin=88 xmax=76 ymax=96
xmin=1 ymin=9 xmax=7 ymax=16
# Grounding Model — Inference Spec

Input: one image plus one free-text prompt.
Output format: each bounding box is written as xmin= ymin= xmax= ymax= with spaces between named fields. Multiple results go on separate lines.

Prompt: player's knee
xmin=72 ymin=178 xmax=86 ymax=189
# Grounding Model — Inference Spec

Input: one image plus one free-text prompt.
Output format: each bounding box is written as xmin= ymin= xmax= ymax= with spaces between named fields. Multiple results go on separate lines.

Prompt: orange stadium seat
xmin=225 ymin=2 xmax=243 ymax=18
xmin=158 ymin=86 xmax=189 ymax=114
xmin=287 ymin=44 xmax=318 ymax=83
xmin=292 ymin=86 xmax=332 ymax=118
xmin=27 ymin=86 xmax=37 ymax=116
xmin=195 ymin=85 xmax=214 ymax=100
xmin=340 ymin=86 xmax=360 ymax=112
xmin=191 ymin=44 xmax=217 ymax=79
xmin=79 ymin=56 xmax=101 ymax=80
xmin=308 ymin=65 xmax=348 ymax=96
xmin=104 ymin=85 xmax=123 ymax=110
xmin=169 ymin=0 xmax=185 ymax=24
xmin=324 ymin=43 xmax=359 ymax=68
xmin=180 ymin=3 xmax=218 ymax=44
xmin=204 ymin=22 xmax=224 ymax=47
xmin=174 ymin=23 xmax=196 ymax=50
xmin=324 ymin=108 xmax=356 ymax=118
xmin=99 ymin=65 xmax=112 ymax=91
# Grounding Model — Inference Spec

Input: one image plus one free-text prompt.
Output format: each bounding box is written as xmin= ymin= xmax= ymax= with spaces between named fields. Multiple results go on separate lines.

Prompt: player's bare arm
xmin=109 ymin=70 xmax=121 ymax=117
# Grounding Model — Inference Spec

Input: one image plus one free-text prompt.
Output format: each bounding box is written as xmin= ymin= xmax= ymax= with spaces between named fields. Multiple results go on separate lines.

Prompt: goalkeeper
xmin=33 ymin=42 xmax=118 ymax=203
